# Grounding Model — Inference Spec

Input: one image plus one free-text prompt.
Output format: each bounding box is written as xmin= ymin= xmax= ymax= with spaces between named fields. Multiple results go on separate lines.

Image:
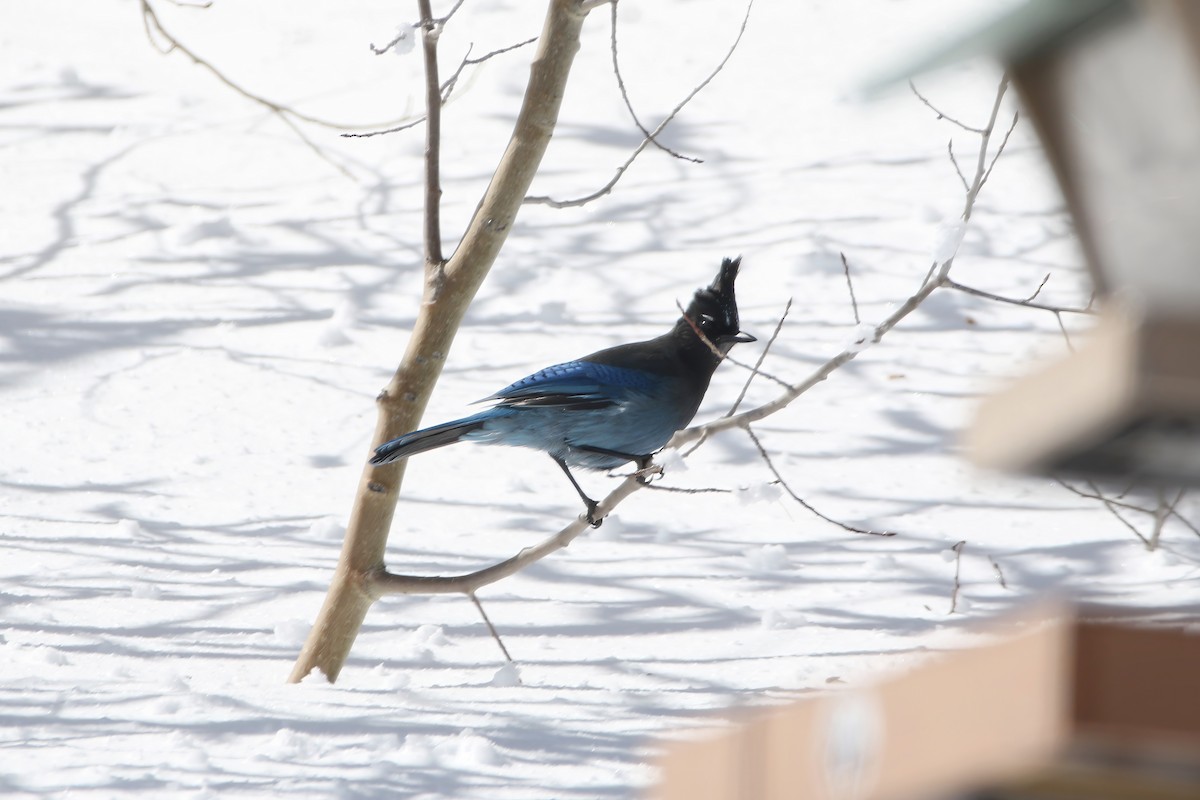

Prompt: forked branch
xmin=290 ymin=0 xmax=598 ymax=684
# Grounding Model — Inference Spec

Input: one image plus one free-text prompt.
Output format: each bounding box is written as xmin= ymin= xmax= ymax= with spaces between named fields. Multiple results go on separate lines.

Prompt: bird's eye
xmin=699 ymin=313 xmax=715 ymax=326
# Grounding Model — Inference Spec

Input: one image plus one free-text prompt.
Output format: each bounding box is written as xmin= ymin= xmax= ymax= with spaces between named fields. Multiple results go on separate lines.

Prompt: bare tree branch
xmin=608 ymin=0 xmax=700 ymax=163
xmin=674 ymin=299 xmax=792 ymax=393
xmin=1058 ymin=479 xmax=1197 ymax=547
xmin=947 ymin=139 xmax=970 ymax=193
xmin=1055 ymin=311 xmax=1075 ymax=351
xmin=469 ymin=592 xmax=519 ymax=672
xmin=981 ymin=111 xmax=1020 ymax=189
xmin=450 ymin=38 xmax=540 ymax=96
xmin=526 ymin=0 xmax=753 ymax=207
xmin=962 ymin=78 xmax=1010 ymax=221
xmin=840 ymin=253 xmax=861 ymax=325
xmin=418 ymin=0 xmax=445 ymax=271
xmin=728 ymin=299 xmax=791 ymax=417
xmin=435 ymin=0 xmax=469 ymax=26
xmin=345 ymin=37 xmax=540 ymax=140
xmin=1068 ymin=479 xmax=1153 ymax=548
xmin=291 ymin=0 xmax=600 ymax=685
xmin=641 ymin=483 xmax=732 ymax=495
xmin=684 ymin=298 xmax=790 ymax=457
xmin=910 ymin=80 xmax=986 ymax=133
xmin=140 ymin=0 xmax=406 ymax=132
xmin=340 ymin=117 xmax=427 ymax=139
xmin=943 ymin=276 xmax=1095 ymax=315
xmin=949 ymin=540 xmax=966 ymax=613
xmin=369 ymin=472 xmax=647 ymax=597
xmin=745 ymin=425 xmax=895 ymax=536
xmin=988 ymin=554 xmax=1007 ymax=589
xmin=371 ymin=24 xmax=416 ymax=56
xmin=1024 ymin=273 xmax=1052 ymax=303
xmin=1147 ymin=487 xmax=1178 ymax=551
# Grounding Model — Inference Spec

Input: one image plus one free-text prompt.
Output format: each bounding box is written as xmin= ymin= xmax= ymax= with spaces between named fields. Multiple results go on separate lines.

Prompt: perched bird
xmin=371 ymin=257 xmax=755 ymax=525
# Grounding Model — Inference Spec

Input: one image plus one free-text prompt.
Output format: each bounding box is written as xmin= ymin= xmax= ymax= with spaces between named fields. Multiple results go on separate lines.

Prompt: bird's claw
xmin=585 ymin=500 xmax=603 ymax=528
xmin=634 ymin=458 xmax=663 ymax=485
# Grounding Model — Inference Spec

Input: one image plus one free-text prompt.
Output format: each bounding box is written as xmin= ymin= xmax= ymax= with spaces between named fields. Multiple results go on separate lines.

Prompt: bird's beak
xmin=724 ymin=331 xmax=757 ymax=344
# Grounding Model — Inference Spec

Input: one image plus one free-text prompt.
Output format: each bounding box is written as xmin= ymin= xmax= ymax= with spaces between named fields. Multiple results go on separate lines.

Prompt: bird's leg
xmin=576 ymin=445 xmax=660 ymax=485
xmin=632 ymin=453 xmax=661 ymax=485
xmin=552 ymin=456 xmax=603 ymax=528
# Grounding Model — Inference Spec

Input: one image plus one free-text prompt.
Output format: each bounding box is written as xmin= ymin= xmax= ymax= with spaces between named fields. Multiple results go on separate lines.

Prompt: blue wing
xmin=478 ymin=360 xmax=657 ymax=410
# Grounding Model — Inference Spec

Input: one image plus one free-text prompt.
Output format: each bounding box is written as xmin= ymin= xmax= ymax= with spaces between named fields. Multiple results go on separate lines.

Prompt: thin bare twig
xmin=371 ymin=24 xmax=416 ymax=55
xmin=1055 ymin=311 xmax=1074 ymax=351
xmin=943 ymin=277 xmax=1095 ymax=315
xmin=981 ymin=111 xmax=1020 ymax=189
xmin=609 ymin=1 xmax=699 ymax=163
xmin=962 ymin=77 xmax=1010 ymax=221
xmin=728 ymin=299 xmax=792 ymax=416
xmin=466 ymin=36 xmax=538 ymax=66
xmin=1024 ymin=273 xmax=1051 ymax=303
xmin=640 ymin=483 xmax=732 ymax=495
xmin=344 ymin=37 xmax=541 ymax=139
xmin=1055 ymin=479 xmax=1161 ymax=517
xmin=1076 ymin=479 xmax=1153 ymax=548
xmin=341 ymin=118 xmax=426 ymax=139
xmin=1149 ymin=488 xmax=1187 ymax=550
xmin=140 ymin=0 xmax=401 ymax=132
xmin=526 ymin=0 xmax=753 ymax=207
xmin=918 ymin=260 xmax=941 ymax=293
xmin=418 ymin=0 xmax=445 ymax=270
xmin=1168 ymin=492 xmax=1200 ymax=539
xmin=988 ymin=554 xmax=1008 ymax=589
xmin=446 ymin=38 xmax=540 ymax=104
xmin=1066 ymin=482 xmax=1198 ymax=545
xmin=686 ymin=298 xmax=787 ymax=455
xmin=469 ymin=592 xmax=519 ymax=670
xmin=947 ymin=139 xmax=970 ymax=193
xmin=684 ymin=298 xmax=791 ymax=457
xmin=839 ymin=253 xmax=861 ymax=325
xmin=1149 ymin=488 xmax=1170 ymax=551
xmin=745 ymin=425 xmax=894 ymax=537
xmin=949 ymin=540 xmax=966 ymax=613
xmin=910 ymin=80 xmax=986 ymax=133
xmin=435 ymin=0 xmax=468 ymax=27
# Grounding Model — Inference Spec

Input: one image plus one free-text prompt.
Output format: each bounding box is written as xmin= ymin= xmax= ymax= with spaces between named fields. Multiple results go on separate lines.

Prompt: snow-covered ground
xmin=3 ymin=1 xmax=1198 ymax=797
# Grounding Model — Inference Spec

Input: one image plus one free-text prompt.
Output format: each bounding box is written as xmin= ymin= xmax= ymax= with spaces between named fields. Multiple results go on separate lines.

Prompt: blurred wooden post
xmin=967 ymin=0 xmax=1200 ymax=482
xmin=655 ymin=612 xmax=1200 ymax=800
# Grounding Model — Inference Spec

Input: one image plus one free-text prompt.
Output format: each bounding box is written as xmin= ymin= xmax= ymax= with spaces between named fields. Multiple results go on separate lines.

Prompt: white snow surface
xmin=3 ymin=1 xmax=1199 ymax=798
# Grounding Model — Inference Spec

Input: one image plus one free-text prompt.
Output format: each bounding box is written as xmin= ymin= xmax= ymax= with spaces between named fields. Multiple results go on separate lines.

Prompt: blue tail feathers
xmin=370 ymin=410 xmax=496 ymax=465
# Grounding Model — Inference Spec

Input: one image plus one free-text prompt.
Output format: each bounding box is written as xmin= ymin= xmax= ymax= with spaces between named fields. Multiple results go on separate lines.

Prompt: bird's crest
xmin=683 ymin=256 xmax=754 ymax=349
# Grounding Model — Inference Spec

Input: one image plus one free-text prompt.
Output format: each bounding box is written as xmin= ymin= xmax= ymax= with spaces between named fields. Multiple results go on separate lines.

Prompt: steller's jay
xmin=370 ymin=257 xmax=755 ymax=526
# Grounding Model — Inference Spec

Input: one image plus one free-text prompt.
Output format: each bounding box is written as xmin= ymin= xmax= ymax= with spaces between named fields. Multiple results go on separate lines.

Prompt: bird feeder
xmin=965 ymin=0 xmax=1200 ymax=483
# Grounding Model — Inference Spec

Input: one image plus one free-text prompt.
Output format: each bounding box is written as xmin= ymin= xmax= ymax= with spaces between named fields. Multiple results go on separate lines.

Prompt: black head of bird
xmin=679 ymin=256 xmax=756 ymax=356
